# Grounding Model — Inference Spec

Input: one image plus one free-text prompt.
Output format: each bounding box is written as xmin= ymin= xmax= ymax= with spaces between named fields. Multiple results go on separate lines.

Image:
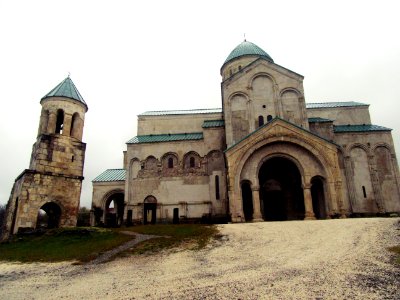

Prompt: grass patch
xmin=117 ymin=224 xmax=218 ymax=255
xmin=0 ymin=227 xmax=133 ymax=263
xmin=388 ymin=245 xmax=400 ymax=264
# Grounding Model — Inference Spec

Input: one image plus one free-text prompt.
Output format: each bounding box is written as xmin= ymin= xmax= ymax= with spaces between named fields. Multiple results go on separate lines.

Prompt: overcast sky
xmin=1 ymin=0 xmax=399 ymax=208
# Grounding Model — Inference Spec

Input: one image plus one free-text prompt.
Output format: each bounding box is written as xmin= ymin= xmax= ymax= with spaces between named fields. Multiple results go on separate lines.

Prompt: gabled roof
xmin=334 ymin=124 xmax=391 ymax=133
xmin=226 ymin=117 xmax=338 ymax=152
xmin=308 ymin=117 xmax=333 ymax=123
xmin=93 ymin=169 xmax=126 ymax=182
xmin=202 ymin=119 xmax=225 ymax=128
xmin=306 ymin=101 xmax=368 ymax=109
xmin=42 ymin=76 xmax=87 ymax=106
xmin=139 ymin=108 xmax=222 ymax=116
xmin=127 ymin=132 xmax=203 ymax=144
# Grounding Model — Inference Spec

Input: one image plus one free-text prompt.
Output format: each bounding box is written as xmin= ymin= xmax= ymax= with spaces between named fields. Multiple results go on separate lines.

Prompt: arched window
xmin=215 ymin=175 xmax=220 ymax=200
xmin=55 ymin=109 xmax=64 ymax=134
xmin=189 ymin=157 xmax=195 ymax=168
xmin=184 ymin=152 xmax=201 ymax=170
xmin=70 ymin=112 xmax=80 ymax=138
xmin=168 ymin=157 xmax=174 ymax=168
xmin=267 ymin=115 xmax=273 ymax=122
xmin=258 ymin=115 xmax=264 ymax=127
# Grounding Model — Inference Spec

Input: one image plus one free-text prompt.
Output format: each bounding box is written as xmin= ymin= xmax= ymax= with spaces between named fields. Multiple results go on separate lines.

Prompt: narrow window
xmin=215 ymin=175 xmax=220 ymax=200
xmin=71 ymin=155 xmax=74 ymax=162
xmin=168 ymin=157 xmax=174 ymax=168
xmin=258 ymin=115 xmax=264 ymax=127
xmin=238 ymin=65 xmax=242 ymax=71
xmin=362 ymin=186 xmax=367 ymax=198
xmin=70 ymin=113 xmax=79 ymax=138
xmin=267 ymin=115 xmax=273 ymax=122
xmin=189 ymin=157 xmax=195 ymax=168
xmin=55 ymin=109 xmax=64 ymax=134
xmin=229 ymin=69 xmax=233 ymax=76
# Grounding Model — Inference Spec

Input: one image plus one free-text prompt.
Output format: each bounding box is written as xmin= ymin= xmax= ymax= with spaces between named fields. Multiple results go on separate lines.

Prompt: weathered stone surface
xmin=1 ymin=87 xmax=87 ymax=240
xmin=91 ymin=41 xmax=400 ymax=225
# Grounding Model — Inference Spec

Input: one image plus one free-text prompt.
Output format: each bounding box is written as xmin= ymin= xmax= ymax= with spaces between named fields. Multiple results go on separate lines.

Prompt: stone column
xmin=63 ymin=114 xmax=72 ymax=137
xmin=47 ymin=111 xmax=57 ymax=134
xmin=251 ymin=186 xmax=263 ymax=222
xmin=343 ymin=155 xmax=356 ymax=212
xmin=303 ymin=185 xmax=316 ymax=220
xmin=368 ymin=154 xmax=385 ymax=213
xmin=229 ymin=190 xmax=242 ymax=223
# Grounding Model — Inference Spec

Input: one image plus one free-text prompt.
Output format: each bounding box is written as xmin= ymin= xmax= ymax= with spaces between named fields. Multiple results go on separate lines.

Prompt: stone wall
xmin=137 ymin=112 xmax=223 ymax=135
xmin=334 ymin=131 xmax=400 ymax=213
xmin=306 ymin=106 xmax=371 ymax=126
xmin=2 ymin=170 xmax=82 ymax=237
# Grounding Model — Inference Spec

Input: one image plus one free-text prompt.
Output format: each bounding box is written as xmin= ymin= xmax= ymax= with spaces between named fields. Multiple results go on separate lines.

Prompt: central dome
xmin=223 ymin=40 xmax=274 ymax=66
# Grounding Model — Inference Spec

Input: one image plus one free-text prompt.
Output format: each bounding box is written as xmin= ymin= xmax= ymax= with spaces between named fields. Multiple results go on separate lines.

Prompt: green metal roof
xmin=306 ymin=101 xmax=368 ymax=109
xmin=334 ymin=124 xmax=391 ymax=133
xmin=223 ymin=41 xmax=274 ymax=67
xmin=127 ymin=132 xmax=203 ymax=144
xmin=308 ymin=117 xmax=333 ymax=123
xmin=202 ymin=119 xmax=225 ymax=128
xmin=42 ymin=76 xmax=87 ymax=106
xmin=92 ymin=169 xmax=126 ymax=182
xmin=139 ymin=108 xmax=222 ymax=116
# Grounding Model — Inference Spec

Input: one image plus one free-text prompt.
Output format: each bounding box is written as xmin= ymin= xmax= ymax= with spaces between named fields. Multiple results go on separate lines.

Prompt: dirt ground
xmin=0 ymin=218 xmax=399 ymax=299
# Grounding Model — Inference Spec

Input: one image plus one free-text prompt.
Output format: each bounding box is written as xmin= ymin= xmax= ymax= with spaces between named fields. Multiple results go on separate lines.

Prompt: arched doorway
xmin=311 ymin=176 xmax=327 ymax=219
xmin=36 ymin=202 xmax=61 ymax=229
xmin=144 ymin=196 xmax=157 ymax=225
xmin=259 ymin=157 xmax=304 ymax=221
xmin=104 ymin=192 xmax=124 ymax=227
xmin=241 ymin=181 xmax=253 ymax=221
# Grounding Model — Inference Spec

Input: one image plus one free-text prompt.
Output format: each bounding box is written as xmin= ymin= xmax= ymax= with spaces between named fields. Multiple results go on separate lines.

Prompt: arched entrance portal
xmin=311 ymin=176 xmax=327 ymax=219
xmin=144 ymin=196 xmax=157 ymax=225
xmin=104 ymin=193 xmax=124 ymax=227
xmin=36 ymin=202 xmax=61 ymax=229
xmin=259 ymin=157 xmax=305 ymax=221
xmin=241 ymin=181 xmax=253 ymax=221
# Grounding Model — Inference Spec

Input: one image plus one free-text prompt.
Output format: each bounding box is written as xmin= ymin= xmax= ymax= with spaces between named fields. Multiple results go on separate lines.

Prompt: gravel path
xmin=0 ymin=218 xmax=399 ymax=299
xmin=88 ymin=232 xmax=160 ymax=265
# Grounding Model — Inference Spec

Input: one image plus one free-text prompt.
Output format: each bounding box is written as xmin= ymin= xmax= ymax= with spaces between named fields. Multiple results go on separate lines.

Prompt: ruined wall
xmin=3 ymin=170 xmax=82 ymax=236
xmin=308 ymin=121 xmax=335 ymax=141
xmin=29 ymin=134 xmax=86 ymax=177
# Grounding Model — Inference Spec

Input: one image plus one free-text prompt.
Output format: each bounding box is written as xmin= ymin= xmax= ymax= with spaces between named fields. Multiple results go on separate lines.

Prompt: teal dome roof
xmin=223 ymin=40 xmax=273 ymax=66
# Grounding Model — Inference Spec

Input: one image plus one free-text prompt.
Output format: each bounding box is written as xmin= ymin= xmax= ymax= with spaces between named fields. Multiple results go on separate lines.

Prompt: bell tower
xmin=2 ymin=77 xmax=88 ymax=239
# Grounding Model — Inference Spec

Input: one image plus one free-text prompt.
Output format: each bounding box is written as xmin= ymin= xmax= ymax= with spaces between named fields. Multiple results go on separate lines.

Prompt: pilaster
xmin=251 ymin=185 xmax=263 ymax=222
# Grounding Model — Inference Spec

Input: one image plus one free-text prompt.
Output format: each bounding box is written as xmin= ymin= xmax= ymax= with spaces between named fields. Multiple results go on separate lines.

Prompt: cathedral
xmin=3 ymin=40 xmax=400 ymax=237
xmin=91 ymin=40 xmax=400 ymax=226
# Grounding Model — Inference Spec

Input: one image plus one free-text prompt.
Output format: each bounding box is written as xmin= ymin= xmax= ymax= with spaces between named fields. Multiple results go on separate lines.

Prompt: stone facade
xmin=1 ymin=78 xmax=88 ymax=239
xmin=91 ymin=41 xmax=400 ymax=225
